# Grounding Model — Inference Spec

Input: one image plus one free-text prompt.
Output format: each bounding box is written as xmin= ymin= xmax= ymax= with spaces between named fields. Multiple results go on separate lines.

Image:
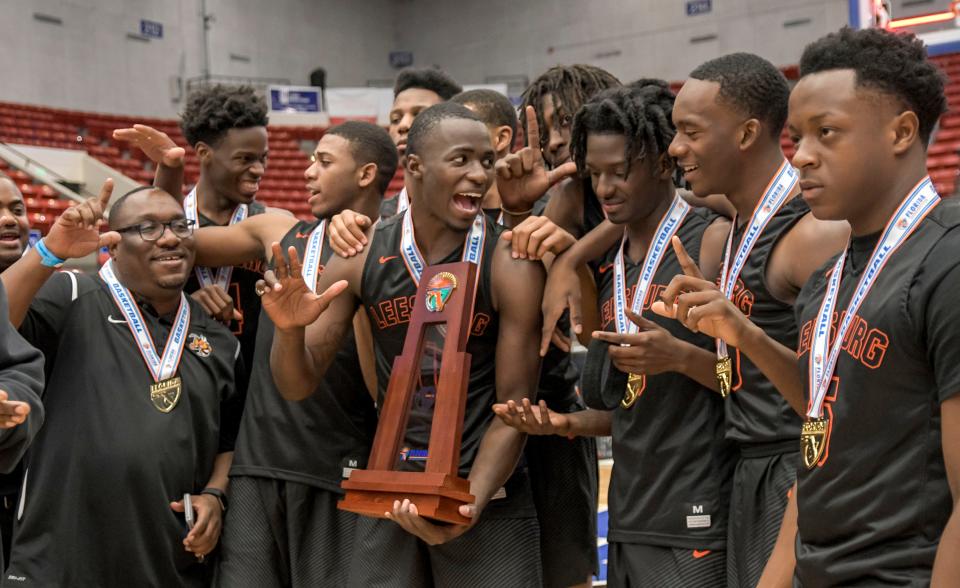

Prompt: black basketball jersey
xmin=723 ymin=196 xmax=810 ymax=446
xmin=593 ymin=208 xmax=736 ymax=549
xmin=793 ymin=198 xmax=960 ymax=586
xmin=362 ymin=213 xmax=501 ymax=476
xmin=229 ymin=220 xmax=377 ymax=492
xmin=185 ymin=201 xmax=267 ymax=387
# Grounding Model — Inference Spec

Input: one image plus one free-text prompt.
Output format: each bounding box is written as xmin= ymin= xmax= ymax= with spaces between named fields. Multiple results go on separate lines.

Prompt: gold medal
xmin=716 ymin=356 xmax=732 ymax=398
xmin=150 ymin=376 xmax=182 ymax=413
xmin=800 ymin=418 xmax=827 ymax=469
xmin=622 ymin=373 xmax=645 ymax=409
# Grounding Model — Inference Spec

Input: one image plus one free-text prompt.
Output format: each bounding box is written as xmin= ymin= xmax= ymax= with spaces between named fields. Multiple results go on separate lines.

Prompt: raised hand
xmin=496 ymin=106 xmax=578 ymax=213
xmin=191 ymin=285 xmax=242 ymax=325
xmin=257 ymin=243 xmax=348 ymax=330
xmin=592 ymin=310 xmax=682 ymax=376
xmin=44 ymin=179 xmax=120 ymax=260
xmin=651 ymin=236 xmax=754 ymax=347
xmin=328 ymin=209 xmax=373 ymax=257
xmin=492 ymin=398 xmax=570 ymax=436
xmin=0 ymin=390 xmax=31 ymax=429
xmin=386 ymin=498 xmax=475 ymax=545
xmin=113 ymin=124 xmax=185 ymax=168
xmin=500 ymin=215 xmax=576 ymax=260
xmin=540 ymin=260 xmax=583 ymax=356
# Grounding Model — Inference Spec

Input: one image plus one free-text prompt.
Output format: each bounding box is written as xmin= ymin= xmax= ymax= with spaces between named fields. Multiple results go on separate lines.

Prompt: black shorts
xmin=727 ymin=448 xmax=799 ymax=588
xmin=215 ymin=476 xmax=357 ymax=588
xmin=526 ymin=421 xmax=599 ymax=587
xmin=346 ymin=514 xmax=542 ymax=587
xmin=607 ymin=542 xmax=725 ymax=587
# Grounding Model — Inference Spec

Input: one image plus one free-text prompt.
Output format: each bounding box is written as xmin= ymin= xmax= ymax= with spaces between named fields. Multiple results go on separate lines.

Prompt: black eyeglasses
xmin=115 ymin=218 xmax=196 ymax=242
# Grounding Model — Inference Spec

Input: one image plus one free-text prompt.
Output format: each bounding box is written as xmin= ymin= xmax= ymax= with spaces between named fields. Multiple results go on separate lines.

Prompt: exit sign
xmin=686 ymin=0 xmax=712 ymax=16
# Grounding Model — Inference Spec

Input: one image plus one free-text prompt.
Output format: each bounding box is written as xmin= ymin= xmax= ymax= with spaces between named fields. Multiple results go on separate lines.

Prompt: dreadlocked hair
xmin=520 ymin=65 xmax=620 ymax=153
xmin=570 ymin=79 xmax=676 ymax=181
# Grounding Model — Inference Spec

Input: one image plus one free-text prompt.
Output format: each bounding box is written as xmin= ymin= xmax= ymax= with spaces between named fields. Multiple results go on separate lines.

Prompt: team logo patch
xmin=425 ymin=272 xmax=457 ymax=313
xmin=188 ymin=333 xmax=212 ymax=358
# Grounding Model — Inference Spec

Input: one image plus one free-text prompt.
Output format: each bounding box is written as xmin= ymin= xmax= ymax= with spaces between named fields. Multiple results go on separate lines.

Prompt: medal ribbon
xmin=99 ymin=259 xmax=191 ymax=383
xmin=396 ymin=187 xmax=410 ymax=214
xmin=613 ymin=193 xmax=690 ymax=336
xmin=716 ymin=160 xmax=798 ymax=359
xmin=806 ymin=177 xmax=939 ymax=419
xmin=184 ymin=187 xmax=249 ymax=290
xmin=400 ymin=208 xmax=486 ymax=287
xmin=301 ymin=220 xmax=326 ymax=294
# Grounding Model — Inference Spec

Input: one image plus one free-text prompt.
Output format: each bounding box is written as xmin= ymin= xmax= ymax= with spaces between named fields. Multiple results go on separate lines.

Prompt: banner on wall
xmin=268 ymin=86 xmax=323 ymax=113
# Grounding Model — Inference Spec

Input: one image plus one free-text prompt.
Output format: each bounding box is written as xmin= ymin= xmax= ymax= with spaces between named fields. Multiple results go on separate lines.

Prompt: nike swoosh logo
xmin=692 ymin=550 xmax=712 ymax=559
xmin=379 ymin=255 xmax=398 ymax=264
xmin=296 ymin=232 xmax=310 ymax=239
xmin=107 ymin=315 xmax=127 ymax=324
xmin=598 ymin=263 xmax=614 ymax=274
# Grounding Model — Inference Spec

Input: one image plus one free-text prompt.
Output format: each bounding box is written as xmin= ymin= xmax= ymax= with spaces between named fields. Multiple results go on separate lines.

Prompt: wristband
xmin=500 ymin=206 xmax=534 ymax=217
xmin=35 ymin=238 xmax=65 ymax=268
xmin=201 ymin=487 xmax=228 ymax=512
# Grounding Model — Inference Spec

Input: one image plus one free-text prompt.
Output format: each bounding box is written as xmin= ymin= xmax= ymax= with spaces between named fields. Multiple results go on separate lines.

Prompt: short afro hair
xmin=180 ymin=85 xmax=269 ymax=147
xmin=799 ymin=26 xmax=946 ymax=144
xmin=326 ymin=121 xmax=399 ymax=196
xmin=108 ymin=186 xmax=179 ymax=230
xmin=393 ymin=67 xmax=462 ymax=100
xmin=571 ymin=79 xmax=676 ymax=181
xmin=690 ymin=53 xmax=789 ymax=139
xmin=520 ymin=65 xmax=621 ymax=153
xmin=450 ymin=89 xmax=518 ymax=143
xmin=406 ymin=102 xmax=484 ymax=158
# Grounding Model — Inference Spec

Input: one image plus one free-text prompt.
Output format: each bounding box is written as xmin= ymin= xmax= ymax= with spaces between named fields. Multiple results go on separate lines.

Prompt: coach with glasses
xmin=0 ymin=183 xmax=245 ymax=588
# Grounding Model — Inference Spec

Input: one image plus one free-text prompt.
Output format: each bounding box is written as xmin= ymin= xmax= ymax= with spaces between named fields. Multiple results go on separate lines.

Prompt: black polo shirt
xmin=7 ymin=271 xmax=244 ymax=588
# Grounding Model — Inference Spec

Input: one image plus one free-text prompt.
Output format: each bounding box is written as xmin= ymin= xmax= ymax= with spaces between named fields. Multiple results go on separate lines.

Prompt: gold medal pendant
xmin=716 ymin=356 xmax=732 ymax=398
xmin=800 ymin=418 xmax=827 ymax=469
xmin=622 ymin=373 xmax=645 ymax=409
xmin=150 ymin=376 xmax=182 ymax=413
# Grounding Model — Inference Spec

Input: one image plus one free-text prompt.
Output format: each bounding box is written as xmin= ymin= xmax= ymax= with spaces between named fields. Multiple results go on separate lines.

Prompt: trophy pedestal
xmin=340 ymin=470 xmax=473 ymax=524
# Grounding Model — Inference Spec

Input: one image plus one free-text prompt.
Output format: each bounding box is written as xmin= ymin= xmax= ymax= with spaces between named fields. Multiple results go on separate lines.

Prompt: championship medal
xmin=425 ymin=272 xmax=458 ymax=312
xmin=715 ymin=356 xmax=732 ymax=398
xmin=301 ymin=219 xmax=326 ymax=293
xmin=715 ymin=160 xmax=798 ymax=398
xmin=800 ymin=418 xmax=827 ymax=469
xmin=611 ymin=194 xmax=690 ymax=409
xmin=622 ymin=373 xmax=645 ymax=408
xmin=802 ymin=177 xmax=939 ymax=466
xmin=100 ymin=259 xmax=191 ymax=414
xmin=150 ymin=376 xmax=182 ymax=413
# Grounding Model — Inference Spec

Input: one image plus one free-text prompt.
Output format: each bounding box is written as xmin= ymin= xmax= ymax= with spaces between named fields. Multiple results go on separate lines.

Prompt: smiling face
xmin=669 ymin=79 xmax=747 ymax=197
xmin=788 ymin=69 xmax=906 ymax=224
xmin=0 ymin=178 xmax=29 ymax=270
xmin=198 ymin=126 xmax=268 ymax=206
xmin=585 ymin=133 xmax=672 ymax=225
xmin=389 ymin=88 xmax=444 ymax=159
xmin=407 ymin=117 xmax=495 ymax=231
xmin=109 ymin=190 xmax=196 ymax=300
xmin=303 ymin=134 xmax=364 ymax=219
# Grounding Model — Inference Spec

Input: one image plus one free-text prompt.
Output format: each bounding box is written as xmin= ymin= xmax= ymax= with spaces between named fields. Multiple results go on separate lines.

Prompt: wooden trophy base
xmin=339 ymin=470 xmax=474 ymax=525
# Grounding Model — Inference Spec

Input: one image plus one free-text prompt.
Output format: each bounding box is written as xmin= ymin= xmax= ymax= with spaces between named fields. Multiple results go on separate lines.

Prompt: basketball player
xmin=497 ymin=80 xmax=736 ymax=586
xmin=260 ymin=103 xmax=545 ymax=587
xmin=659 ymin=53 xmax=849 ymax=587
xmin=116 ymin=85 xmax=275 ymax=384
xmin=2 ymin=183 xmax=243 ymax=587
xmin=657 ymin=27 xmax=959 ymax=586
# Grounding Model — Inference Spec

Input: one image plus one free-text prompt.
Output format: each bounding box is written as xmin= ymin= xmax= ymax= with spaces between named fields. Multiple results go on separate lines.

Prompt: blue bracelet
xmin=35 ymin=238 xmax=65 ymax=268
